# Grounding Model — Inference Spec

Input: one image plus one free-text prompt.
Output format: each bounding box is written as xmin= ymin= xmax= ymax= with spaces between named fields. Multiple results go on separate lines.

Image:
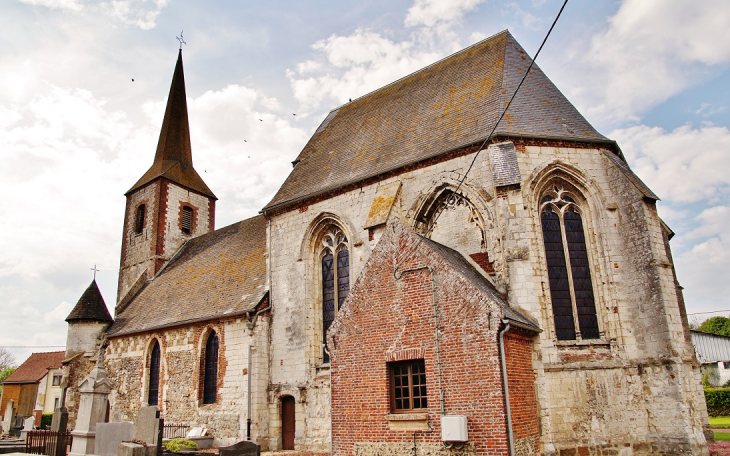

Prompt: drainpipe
xmin=247 ymin=344 xmax=252 ymax=440
xmin=499 ymin=319 xmax=514 ymax=456
xmin=394 ymin=266 xmax=445 ymax=416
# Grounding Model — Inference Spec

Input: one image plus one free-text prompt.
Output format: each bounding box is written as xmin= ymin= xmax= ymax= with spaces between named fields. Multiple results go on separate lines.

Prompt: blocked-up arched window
xmin=540 ymin=187 xmax=599 ymax=341
xmin=203 ymin=331 xmax=218 ymax=404
xmin=321 ymin=227 xmax=349 ymax=363
xmin=148 ymin=341 xmax=160 ymax=405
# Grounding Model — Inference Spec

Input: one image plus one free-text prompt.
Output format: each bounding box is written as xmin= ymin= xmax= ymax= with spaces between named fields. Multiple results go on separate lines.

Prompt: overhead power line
xmin=395 ymin=0 xmax=569 ymax=273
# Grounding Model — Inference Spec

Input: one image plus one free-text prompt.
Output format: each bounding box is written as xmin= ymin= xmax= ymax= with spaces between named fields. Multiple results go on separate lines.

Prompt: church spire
xmin=126 ymin=49 xmax=216 ymax=199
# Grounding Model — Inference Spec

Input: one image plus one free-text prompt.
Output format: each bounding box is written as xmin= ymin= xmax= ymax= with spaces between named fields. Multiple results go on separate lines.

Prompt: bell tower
xmin=117 ymin=50 xmax=217 ymax=307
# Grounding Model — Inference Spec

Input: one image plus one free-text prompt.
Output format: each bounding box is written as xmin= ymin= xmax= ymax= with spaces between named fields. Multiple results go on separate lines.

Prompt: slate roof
xmin=3 ymin=351 xmax=65 ymax=384
xmin=691 ymin=330 xmax=730 ymax=364
xmin=264 ymin=30 xmax=610 ymax=212
xmin=420 ymin=235 xmax=540 ymax=331
xmin=127 ymin=50 xmax=216 ymax=199
xmin=107 ymin=215 xmax=268 ymax=337
xmin=66 ymin=280 xmax=113 ymax=323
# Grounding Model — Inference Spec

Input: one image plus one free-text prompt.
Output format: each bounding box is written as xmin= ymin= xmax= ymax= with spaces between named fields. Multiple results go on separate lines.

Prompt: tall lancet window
xmin=203 ymin=331 xmax=219 ymax=404
xmin=148 ymin=341 xmax=161 ymax=405
xmin=540 ymin=187 xmax=600 ymax=341
xmin=321 ymin=227 xmax=349 ymax=363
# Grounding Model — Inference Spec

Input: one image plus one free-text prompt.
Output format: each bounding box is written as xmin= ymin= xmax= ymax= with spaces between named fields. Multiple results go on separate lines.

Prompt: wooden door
xmin=281 ymin=396 xmax=295 ymax=450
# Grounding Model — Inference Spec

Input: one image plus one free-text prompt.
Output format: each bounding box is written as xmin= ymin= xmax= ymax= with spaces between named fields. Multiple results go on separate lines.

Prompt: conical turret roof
xmin=127 ymin=50 xmax=216 ymax=199
xmin=66 ymin=279 xmax=113 ymax=323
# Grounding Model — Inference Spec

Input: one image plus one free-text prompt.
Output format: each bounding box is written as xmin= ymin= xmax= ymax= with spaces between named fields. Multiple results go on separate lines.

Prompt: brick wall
xmin=329 ymin=221 xmax=537 ymax=456
xmin=117 ymin=179 xmax=214 ymax=305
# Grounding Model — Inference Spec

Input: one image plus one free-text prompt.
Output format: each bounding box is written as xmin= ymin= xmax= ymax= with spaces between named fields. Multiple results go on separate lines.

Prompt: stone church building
xmin=63 ymin=30 xmax=711 ymax=455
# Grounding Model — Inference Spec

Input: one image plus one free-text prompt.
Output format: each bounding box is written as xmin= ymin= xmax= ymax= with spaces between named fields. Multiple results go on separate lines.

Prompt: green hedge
xmin=705 ymin=388 xmax=730 ymax=416
xmin=41 ymin=413 xmax=53 ymax=429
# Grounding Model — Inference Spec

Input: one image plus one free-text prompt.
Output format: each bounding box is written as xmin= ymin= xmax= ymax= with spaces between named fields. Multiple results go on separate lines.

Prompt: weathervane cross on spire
xmin=176 ymin=30 xmax=187 ymax=50
xmin=91 ymin=265 xmax=100 ymax=280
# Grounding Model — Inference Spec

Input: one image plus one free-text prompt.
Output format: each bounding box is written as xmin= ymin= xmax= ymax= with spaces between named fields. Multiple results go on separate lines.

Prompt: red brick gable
xmin=328 ymin=221 xmax=539 ymax=456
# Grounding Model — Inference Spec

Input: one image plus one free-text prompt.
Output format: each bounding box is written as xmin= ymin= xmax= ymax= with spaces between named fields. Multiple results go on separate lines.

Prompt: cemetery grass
xmin=716 ymin=431 xmax=730 ymax=442
xmin=711 ymin=417 xmax=730 ymax=428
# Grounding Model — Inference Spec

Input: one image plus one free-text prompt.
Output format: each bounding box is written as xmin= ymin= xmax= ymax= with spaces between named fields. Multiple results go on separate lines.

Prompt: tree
xmin=0 ymin=348 xmax=18 ymax=394
xmin=698 ymin=316 xmax=730 ymax=337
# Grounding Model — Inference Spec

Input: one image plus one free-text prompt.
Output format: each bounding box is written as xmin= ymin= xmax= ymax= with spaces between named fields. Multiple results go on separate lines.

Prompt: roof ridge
xmin=329 ymin=30 xmax=510 ymax=111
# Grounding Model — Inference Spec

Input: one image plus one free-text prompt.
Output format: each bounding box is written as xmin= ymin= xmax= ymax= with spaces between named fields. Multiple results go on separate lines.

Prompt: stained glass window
xmin=148 ymin=341 xmax=160 ymax=405
xmin=321 ymin=227 xmax=349 ymax=363
xmin=203 ymin=332 xmax=218 ymax=404
xmin=540 ymin=188 xmax=599 ymax=341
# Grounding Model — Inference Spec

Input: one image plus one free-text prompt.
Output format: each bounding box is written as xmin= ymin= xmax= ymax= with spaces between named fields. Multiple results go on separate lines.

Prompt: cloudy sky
xmin=1 ymin=0 xmax=729 ymax=363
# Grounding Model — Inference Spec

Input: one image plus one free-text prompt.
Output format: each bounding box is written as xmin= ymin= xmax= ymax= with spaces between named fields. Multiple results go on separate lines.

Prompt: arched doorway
xmin=281 ymin=396 xmax=295 ymax=450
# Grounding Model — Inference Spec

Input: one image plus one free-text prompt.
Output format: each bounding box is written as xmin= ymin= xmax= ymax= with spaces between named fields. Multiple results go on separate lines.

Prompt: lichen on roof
xmin=264 ymin=30 xmax=609 ymax=212
xmin=107 ymin=215 xmax=268 ymax=337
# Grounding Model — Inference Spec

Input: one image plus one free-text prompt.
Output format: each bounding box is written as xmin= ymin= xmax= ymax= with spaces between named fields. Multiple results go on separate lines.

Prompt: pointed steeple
xmin=66 ymin=280 xmax=113 ymax=323
xmin=127 ymin=50 xmax=216 ymax=199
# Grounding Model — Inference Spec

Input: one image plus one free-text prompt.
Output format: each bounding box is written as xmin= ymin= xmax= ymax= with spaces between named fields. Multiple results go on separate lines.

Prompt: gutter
xmin=498 ymin=319 xmax=515 ymax=456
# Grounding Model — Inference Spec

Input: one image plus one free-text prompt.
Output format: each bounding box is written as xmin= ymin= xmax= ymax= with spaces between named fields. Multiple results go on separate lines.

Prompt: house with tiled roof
xmin=64 ymin=30 xmax=709 ymax=455
xmin=1 ymin=351 xmax=65 ymax=430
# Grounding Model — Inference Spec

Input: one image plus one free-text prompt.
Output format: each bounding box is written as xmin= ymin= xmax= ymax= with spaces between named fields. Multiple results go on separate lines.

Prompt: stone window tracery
xmin=540 ymin=186 xmax=600 ymax=341
xmin=321 ymin=226 xmax=349 ymax=363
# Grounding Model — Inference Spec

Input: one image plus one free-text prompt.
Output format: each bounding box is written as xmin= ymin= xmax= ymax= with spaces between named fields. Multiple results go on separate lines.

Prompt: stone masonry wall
xmin=117 ymin=179 xmax=213 ymax=305
xmin=104 ymin=314 xmax=270 ymax=447
xmin=268 ymin=139 xmax=708 ymax=454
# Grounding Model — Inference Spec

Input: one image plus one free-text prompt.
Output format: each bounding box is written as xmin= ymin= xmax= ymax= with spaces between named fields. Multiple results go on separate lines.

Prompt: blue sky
xmin=1 ymin=0 xmax=729 ymax=363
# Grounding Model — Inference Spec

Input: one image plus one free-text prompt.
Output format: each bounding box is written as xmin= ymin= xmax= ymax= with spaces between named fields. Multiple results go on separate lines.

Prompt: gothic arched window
xmin=321 ymin=227 xmax=349 ymax=363
xmin=203 ymin=331 xmax=218 ymax=404
xmin=540 ymin=187 xmax=600 ymax=341
xmin=148 ymin=341 xmax=160 ymax=405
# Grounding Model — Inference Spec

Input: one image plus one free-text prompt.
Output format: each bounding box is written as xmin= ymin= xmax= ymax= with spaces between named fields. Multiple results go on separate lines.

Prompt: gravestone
xmin=0 ymin=399 xmax=13 ymax=434
xmin=20 ymin=416 xmax=36 ymax=440
xmin=186 ymin=427 xmax=206 ymax=438
xmin=49 ymin=407 xmax=69 ymax=456
xmin=69 ymin=364 xmax=113 ymax=456
xmin=133 ymin=406 xmax=163 ymax=456
xmin=118 ymin=441 xmax=155 ymax=456
xmin=218 ymin=440 xmax=261 ymax=456
xmin=51 ymin=407 xmax=69 ymax=433
xmin=95 ymin=422 xmax=134 ymax=456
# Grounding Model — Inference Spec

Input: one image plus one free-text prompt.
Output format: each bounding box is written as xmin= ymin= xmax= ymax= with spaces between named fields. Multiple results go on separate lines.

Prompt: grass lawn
xmin=710 ymin=417 xmax=730 ymax=428
xmin=715 ymin=431 xmax=730 ymax=441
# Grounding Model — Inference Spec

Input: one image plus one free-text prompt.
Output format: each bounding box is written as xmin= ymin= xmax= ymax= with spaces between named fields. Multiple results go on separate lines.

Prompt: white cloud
xmin=675 ymin=206 xmax=730 ymax=313
xmin=405 ymin=0 xmax=485 ymax=28
xmin=564 ymin=0 xmax=730 ymax=122
xmin=611 ymin=124 xmax=730 ymax=204
xmin=18 ymin=0 xmax=169 ymax=29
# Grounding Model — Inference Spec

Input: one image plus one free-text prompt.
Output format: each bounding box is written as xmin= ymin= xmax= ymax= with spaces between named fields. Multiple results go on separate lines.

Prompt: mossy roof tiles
xmin=107 ymin=215 xmax=267 ymax=337
xmin=264 ymin=30 xmax=608 ymax=212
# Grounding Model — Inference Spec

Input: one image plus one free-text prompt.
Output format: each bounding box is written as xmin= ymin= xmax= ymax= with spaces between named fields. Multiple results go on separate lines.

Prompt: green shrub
xmin=705 ymin=387 xmax=730 ymax=416
xmin=41 ymin=413 xmax=53 ymax=428
xmin=163 ymin=438 xmax=198 ymax=453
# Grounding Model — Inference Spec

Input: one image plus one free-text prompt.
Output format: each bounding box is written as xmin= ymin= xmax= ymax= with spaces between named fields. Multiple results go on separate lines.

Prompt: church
xmin=62 ymin=30 xmax=711 ymax=455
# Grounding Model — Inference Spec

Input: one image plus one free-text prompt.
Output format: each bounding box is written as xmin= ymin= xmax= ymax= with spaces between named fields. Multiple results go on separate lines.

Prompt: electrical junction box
xmin=441 ymin=415 xmax=468 ymax=442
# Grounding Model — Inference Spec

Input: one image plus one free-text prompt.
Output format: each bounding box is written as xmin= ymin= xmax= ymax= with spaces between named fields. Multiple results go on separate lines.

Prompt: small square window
xmin=52 ymin=375 xmax=62 ymax=386
xmin=723 ymin=362 xmax=730 ymax=369
xmin=389 ymin=360 xmax=427 ymax=412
